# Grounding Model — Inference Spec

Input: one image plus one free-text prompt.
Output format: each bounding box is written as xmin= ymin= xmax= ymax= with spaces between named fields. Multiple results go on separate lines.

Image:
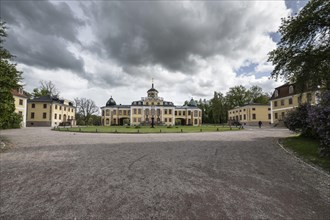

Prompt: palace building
xmin=101 ymin=83 xmax=202 ymax=126
xmin=27 ymin=95 xmax=76 ymax=127
xmin=270 ymin=83 xmax=318 ymax=125
xmin=228 ymin=104 xmax=271 ymax=126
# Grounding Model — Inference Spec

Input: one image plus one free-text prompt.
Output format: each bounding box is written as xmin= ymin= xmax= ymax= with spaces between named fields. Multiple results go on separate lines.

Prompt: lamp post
xmin=151 ymin=105 xmax=155 ymax=128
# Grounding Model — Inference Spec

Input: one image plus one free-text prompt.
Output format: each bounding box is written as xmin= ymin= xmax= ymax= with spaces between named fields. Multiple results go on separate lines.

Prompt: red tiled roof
xmin=11 ymin=89 xmax=28 ymax=98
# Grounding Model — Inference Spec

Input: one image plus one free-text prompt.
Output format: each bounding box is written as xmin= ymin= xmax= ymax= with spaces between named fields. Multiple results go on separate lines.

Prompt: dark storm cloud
xmin=87 ymin=1 xmax=273 ymax=75
xmin=1 ymin=0 xmax=85 ymax=72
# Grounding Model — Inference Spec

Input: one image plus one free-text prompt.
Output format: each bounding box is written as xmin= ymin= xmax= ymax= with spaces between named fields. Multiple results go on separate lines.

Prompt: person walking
xmin=258 ymin=121 xmax=262 ymax=128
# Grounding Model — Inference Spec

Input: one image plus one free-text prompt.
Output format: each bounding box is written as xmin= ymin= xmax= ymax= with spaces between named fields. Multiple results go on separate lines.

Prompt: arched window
xmin=274 ymin=89 xmax=279 ymax=97
xmin=289 ymin=85 xmax=294 ymax=94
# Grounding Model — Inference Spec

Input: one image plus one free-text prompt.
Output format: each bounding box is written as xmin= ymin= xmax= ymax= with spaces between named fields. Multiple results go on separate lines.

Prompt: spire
xmin=152 ymin=78 xmax=154 ymax=89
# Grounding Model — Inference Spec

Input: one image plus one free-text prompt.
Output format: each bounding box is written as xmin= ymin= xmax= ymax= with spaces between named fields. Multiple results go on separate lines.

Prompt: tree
xmin=248 ymin=85 xmax=270 ymax=104
xmin=74 ymin=98 xmax=99 ymax=125
xmin=268 ymin=0 xmax=330 ymax=91
xmin=0 ymin=21 xmax=22 ymax=129
xmin=226 ymin=85 xmax=250 ymax=108
xmin=32 ymin=80 xmax=59 ymax=98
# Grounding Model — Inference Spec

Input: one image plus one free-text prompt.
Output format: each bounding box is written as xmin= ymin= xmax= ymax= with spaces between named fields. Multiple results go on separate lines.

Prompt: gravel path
xmin=0 ymin=127 xmax=329 ymax=219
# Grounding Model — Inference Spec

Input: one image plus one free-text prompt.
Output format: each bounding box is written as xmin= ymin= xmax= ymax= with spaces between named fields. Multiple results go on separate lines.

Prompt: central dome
xmin=106 ymin=97 xmax=116 ymax=106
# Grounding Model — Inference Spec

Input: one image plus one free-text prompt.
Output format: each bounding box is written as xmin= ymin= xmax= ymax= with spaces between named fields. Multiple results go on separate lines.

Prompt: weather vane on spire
xmin=152 ymin=78 xmax=154 ymax=88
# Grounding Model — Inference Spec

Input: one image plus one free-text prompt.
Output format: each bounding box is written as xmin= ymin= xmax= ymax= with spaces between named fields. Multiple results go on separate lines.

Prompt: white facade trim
xmin=272 ymin=106 xmax=294 ymax=111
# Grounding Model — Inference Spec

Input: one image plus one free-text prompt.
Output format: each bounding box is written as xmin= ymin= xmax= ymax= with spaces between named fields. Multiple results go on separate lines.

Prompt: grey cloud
xmin=1 ymin=1 xmax=85 ymax=42
xmin=1 ymin=0 xmax=85 ymax=72
xmin=88 ymin=1 xmax=272 ymax=73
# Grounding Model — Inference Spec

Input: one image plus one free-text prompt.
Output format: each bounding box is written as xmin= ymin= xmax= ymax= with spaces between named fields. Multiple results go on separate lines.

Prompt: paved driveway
xmin=0 ymin=128 xmax=329 ymax=219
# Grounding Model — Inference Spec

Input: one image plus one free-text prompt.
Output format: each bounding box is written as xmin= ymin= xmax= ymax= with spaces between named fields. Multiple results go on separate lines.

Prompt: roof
xmin=176 ymin=106 xmax=200 ymax=109
xmin=147 ymin=83 xmax=158 ymax=93
xmin=229 ymin=103 xmax=269 ymax=110
xmin=101 ymin=105 xmax=132 ymax=109
xmin=11 ymin=89 xmax=28 ymax=99
xmin=270 ymin=83 xmax=296 ymax=100
xmin=187 ymin=98 xmax=197 ymax=107
xmin=106 ymin=97 xmax=116 ymax=106
xmin=28 ymin=95 xmax=74 ymax=106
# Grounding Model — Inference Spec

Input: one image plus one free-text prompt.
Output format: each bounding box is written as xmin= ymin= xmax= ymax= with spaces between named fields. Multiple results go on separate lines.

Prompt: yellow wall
xmin=228 ymin=105 xmax=270 ymax=125
xmin=270 ymin=91 xmax=317 ymax=124
xmin=27 ymin=102 xmax=76 ymax=127
xmin=13 ymin=95 xmax=27 ymax=127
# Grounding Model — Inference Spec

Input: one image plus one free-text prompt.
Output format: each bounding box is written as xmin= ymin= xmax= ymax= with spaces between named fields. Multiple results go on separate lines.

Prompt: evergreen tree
xmin=0 ymin=21 xmax=22 ymax=129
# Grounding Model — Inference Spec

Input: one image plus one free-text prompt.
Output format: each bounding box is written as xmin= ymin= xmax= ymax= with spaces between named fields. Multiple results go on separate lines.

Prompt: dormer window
xmin=289 ymin=85 xmax=294 ymax=94
xmin=274 ymin=89 xmax=279 ymax=97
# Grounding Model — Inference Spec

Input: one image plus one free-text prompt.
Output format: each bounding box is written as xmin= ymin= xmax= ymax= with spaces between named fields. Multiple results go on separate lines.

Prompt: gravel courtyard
xmin=0 ymin=127 xmax=329 ymax=219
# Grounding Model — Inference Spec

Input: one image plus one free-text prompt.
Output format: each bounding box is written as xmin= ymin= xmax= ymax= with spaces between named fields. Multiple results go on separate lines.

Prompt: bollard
xmin=217 ymin=128 xmax=219 ymax=131
xmin=160 ymin=129 xmax=161 ymax=133
xmin=79 ymin=128 xmax=81 ymax=132
xmin=200 ymin=128 xmax=202 ymax=132
xmin=138 ymin=129 xmax=139 ymax=133
xmin=181 ymin=129 xmax=183 ymax=133
xmin=115 ymin=129 xmax=117 ymax=133
xmin=96 ymin=128 xmax=98 ymax=133
xmin=67 ymin=128 xmax=69 ymax=131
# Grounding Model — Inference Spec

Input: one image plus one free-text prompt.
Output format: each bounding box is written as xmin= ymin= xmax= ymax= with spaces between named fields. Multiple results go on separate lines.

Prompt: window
xmin=123 ymin=110 xmax=126 ymax=115
xmin=165 ymin=118 xmax=167 ymax=122
xmin=60 ymin=106 xmax=62 ymax=110
xmin=43 ymin=112 xmax=47 ymax=119
xmin=55 ymin=105 xmax=58 ymax=110
xmin=289 ymin=85 xmax=294 ymax=94
xmin=252 ymin=114 xmax=256 ymax=120
xmin=268 ymin=108 xmax=271 ymax=111
xmin=268 ymin=114 xmax=271 ymax=120
xmin=106 ymin=110 xmax=110 ymax=116
xmin=113 ymin=110 xmax=116 ymax=115
xmin=281 ymin=112 xmax=285 ymax=119
xmin=194 ymin=119 xmax=198 ymax=124
xmin=54 ymin=114 xmax=57 ymax=119
xmin=239 ymin=110 xmax=242 ymax=112
xmin=138 ymin=109 xmax=141 ymax=114
xmin=106 ymin=119 xmax=109 ymax=124
xmin=169 ymin=109 xmax=172 ymax=114
xmin=188 ymin=111 xmax=191 ymax=115
xmin=133 ymin=109 xmax=137 ymax=114
xmin=32 ymin=103 xmax=35 ymax=108
xmin=146 ymin=102 xmax=149 ymax=106
xmin=243 ymin=109 xmax=246 ymax=111
xmin=31 ymin=112 xmax=35 ymax=119
xmin=169 ymin=118 xmax=172 ymax=122
xmin=43 ymin=104 xmax=47 ymax=108
xmin=289 ymin=98 xmax=293 ymax=105
xmin=157 ymin=109 xmax=160 ymax=115
xmin=252 ymin=108 xmax=256 ymax=111
xmin=239 ymin=115 xmax=242 ymax=120
xmin=244 ymin=114 xmax=246 ymax=120
xmin=179 ymin=111 xmax=181 ymax=116
xmin=19 ymin=99 xmax=23 ymax=105
xmin=194 ymin=110 xmax=198 ymax=117
xmin=298 ymin=96 xmax=302 ymax=104
xmin=59 ymin=114 xmax=61 ymax=120
xmin=72 ymin=109 xmax=73 ymax=112
xmin=119 ymin=110 xmax=122 ymax=115
xmin=175 ymin=111 xmax=177 ymax=116
xmin=275 ymin=113 xmax=278 ymax=119
xmin=183 ymin=111 xmax=185 ymax=116
xmin=165 ymin=109 xmax=167 ymax=114
xmin=64 ymin=107 xmax=66 ymax=111
xmin=138 ymin=118 xmax=141 ymax=122
xmin=274 ymin=101 xmax=277 ymax=107
xmin=275 ymin=89 xmax=279 ymax=97
xmin=134 ymin=118 xmax=137 ymax=122
xmin=281 ymin=100 xmax=284 ymax=106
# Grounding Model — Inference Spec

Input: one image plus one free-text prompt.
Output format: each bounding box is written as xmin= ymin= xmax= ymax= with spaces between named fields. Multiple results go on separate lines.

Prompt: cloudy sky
xmin=1 ymin=0 xmax=308 ymax=108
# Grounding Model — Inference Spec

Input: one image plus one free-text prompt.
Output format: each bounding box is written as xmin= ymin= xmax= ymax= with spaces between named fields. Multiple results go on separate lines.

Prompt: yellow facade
xmin=101 ymin=83 xmax=202 ymax=126
xmin=27 ymin=96 xmax=76 ymax=127
xmin=228 ymin=104 xmax=271 ymax=126
xmin=270 ymin=84 xmax=318 ymax=124
xmin=12 ymin=87 xmax=28 ymax=127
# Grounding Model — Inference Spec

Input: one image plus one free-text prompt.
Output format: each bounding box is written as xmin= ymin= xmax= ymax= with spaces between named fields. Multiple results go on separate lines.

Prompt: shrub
xmin=308 ymin=91 xmax=330 ymax=157
xmin=284 ymin=103 xmax=316 ymax=137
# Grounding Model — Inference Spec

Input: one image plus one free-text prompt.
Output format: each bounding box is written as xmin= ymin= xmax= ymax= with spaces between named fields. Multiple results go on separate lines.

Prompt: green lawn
xmin=281 ymin=136 xmax=330 ymax=172
xmin=55 ymin=125 xmax=241 ymax=134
